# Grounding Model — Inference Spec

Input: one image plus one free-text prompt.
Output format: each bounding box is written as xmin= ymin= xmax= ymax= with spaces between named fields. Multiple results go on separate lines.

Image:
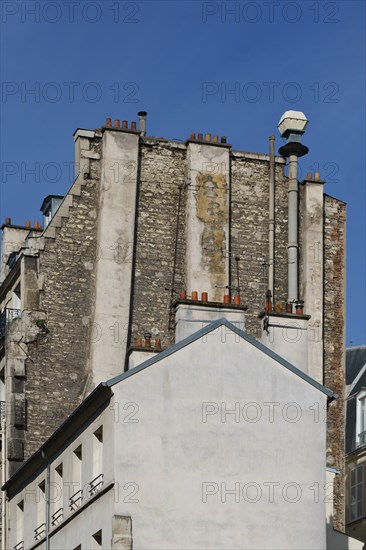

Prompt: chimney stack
xmin=174 ymin=293 xmax=246 ymax=343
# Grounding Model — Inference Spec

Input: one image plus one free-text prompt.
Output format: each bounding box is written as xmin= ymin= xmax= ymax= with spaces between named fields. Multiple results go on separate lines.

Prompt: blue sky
xmin=1 ymin=0 xmax=365 ymax=345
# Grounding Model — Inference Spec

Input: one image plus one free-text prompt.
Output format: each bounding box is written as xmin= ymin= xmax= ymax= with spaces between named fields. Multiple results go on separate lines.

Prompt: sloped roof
xmin=346 ymin=345 xmax=366 ymax=455
xmin=3 ymin=318 xmax=336 ymax=498
xmin=107 ymin=318 xmax=336 ymax=399
xmin=346 ymin=345 xmax=366 ymax=387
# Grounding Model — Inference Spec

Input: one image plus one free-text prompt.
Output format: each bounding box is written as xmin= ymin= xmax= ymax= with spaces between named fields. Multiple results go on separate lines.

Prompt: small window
xmin=90 ymin=427 xmax=104 ymax=496
xmin=350 ymin=465 xmax=363 ymax=521
xmin=92 ymin=530 xmax=102 ymax=550
xmin=35 ymin=481 xmax=46 ymax=540
xmin=51 ymin=462 xmax=64 ymax=527
xmin=73 ymin=445 xmax=82 ymax=488
xmin=16 ymin=500 xmax=24 ymax=548
xmin=93 ymin=426 xmax=103 ymax=476
xmin=70 ymin=446 xmax=83 ymax=510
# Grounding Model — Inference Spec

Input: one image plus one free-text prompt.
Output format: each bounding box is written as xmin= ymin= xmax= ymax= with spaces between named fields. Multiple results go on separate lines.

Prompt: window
xmin=35 ymin=480 xmax=46 ymax=540
xmin=51 ymin=462 xmax=63 ymax=527
xmin=90 ymin=427 xmax=104 ymax=496
xmin=93 ymin=426 xmax=103 ymax=476
xmin=15 ymin=500 xmax=24 ymax=549
xmin=12 ymin=286 xmax=21 ymax=312
xmin=357 ymin=392 xmax=366 ymax=446
xmin=70 ymin=446 xmax=83 ymax=510
xmin=350 ymin=465 xmax=363 ymax=521
xmin=92 ymin=530 xmax=102 ymax=550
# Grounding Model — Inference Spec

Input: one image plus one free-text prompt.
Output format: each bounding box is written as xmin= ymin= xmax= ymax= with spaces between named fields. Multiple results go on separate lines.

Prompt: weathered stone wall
xmin=23 ymin=139 xmax=101 ymax=459
xmin=3 ymin=133 xmax=347 ymax=528
xmin=230 ymin=155 xmax=288 ymax=337
xmin=324 ymin=194 xmax=346 ymax=530
xmin=131 ymin=147 xmax=288 ymax=345
xmin=131 ymin=142 xmax=187 ymax=348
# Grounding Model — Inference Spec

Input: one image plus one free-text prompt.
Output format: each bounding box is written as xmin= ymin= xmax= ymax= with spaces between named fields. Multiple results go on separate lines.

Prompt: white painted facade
xmin=175 ymin=302 xmax=245 ymax=341
xmin=6 ymin=319 xmax=359 ymax=550
xmin=299 ymin=180 xmax=325 ymax=384
xmin=186 ymin=142 xmax=230 ymax=301
xmin=88 ymin=129 xmax=140 ymax=385
xmin=260 ymin=312 xmax=309 ymax=375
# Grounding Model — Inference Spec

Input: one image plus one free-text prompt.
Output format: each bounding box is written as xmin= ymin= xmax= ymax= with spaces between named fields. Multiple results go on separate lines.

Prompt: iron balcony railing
xmin=358 ymin=431 xmax=366 ymax=447
xmin=34 ymin=522 xmax=46 ymax=541
xmin=0 ymin=308 xmax=21 ymax=341
xmin=69 ymin=489 xmax=83 ymax=511
xmin=0 ymin=401 xmax=5 ymax=423
xmin=88 ymin=473 xmax=104 ymax=497
xmin=51 ymin=507 xmax=63 ymax=527
xmin=14 ymin=542 xmax=24 ymax=550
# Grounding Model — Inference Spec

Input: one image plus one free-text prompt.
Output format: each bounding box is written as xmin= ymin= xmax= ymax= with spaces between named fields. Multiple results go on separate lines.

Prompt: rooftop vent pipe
xmin=138 ymin=111 xmax=147 ymax=136
xmin=268 ymin=135 xmax=275 ymax=301
xmin=278 ymin=111 xmax=309 ymax=304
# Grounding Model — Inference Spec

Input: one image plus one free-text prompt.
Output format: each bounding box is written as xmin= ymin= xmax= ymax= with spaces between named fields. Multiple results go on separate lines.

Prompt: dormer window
xmin=40 ymin=195 xmax=64 ymax=229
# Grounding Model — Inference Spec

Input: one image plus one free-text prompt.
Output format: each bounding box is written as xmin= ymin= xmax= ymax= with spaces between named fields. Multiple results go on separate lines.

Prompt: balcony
xmin=69 ymin=489 xmax=83 ymax=511
xmin=14 ymin=542 xmax=24 ymax=550
xmin=0 ymin=308 xmax=21 ymax=343
xmin=34 ymin=523 xmax=45 ymax=541
xmin=88 ymin=473 xmax=104 ymax=497
xmin=51 ymin=507 xmax=63 ymax=527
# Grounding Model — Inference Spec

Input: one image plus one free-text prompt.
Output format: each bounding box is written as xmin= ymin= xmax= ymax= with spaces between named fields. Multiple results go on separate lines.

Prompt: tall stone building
xmin=0 ymin=112 xmax=346 ymax=530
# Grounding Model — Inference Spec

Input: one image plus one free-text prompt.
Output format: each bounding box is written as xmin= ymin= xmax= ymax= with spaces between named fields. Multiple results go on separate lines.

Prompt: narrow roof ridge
xmin=106 ymin=318 xmax=336 ymax=399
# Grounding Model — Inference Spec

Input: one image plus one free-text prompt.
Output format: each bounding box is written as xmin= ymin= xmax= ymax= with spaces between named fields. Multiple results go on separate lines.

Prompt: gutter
xmin=2 ymin=385 xmax=112 ymax=499
xmin=41 ymin=451 xmax=50 ymax=550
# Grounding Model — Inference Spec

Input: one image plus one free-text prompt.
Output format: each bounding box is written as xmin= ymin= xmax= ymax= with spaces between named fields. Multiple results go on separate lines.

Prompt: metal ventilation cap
xmin=278 ymin=111 xmax=308 ymax=138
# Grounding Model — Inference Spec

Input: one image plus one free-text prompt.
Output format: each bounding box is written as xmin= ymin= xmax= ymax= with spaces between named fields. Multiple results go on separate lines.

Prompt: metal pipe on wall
xmin=41 ymin=451 xmax=50 ymax=550
xmin=1 ymin=415 xmax=7 ymax=550
xmin=287 ymin=152 xmax=299 ymax=303
xmin=268 ymin=135 xmax=275 ymax=301
xmin=277 ymin=110 xmax=309 ymax=305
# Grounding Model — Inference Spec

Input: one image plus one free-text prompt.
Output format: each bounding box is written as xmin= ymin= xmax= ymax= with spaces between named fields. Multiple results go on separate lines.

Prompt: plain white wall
xmin=113 ymin=326 xmax=327 ymax=549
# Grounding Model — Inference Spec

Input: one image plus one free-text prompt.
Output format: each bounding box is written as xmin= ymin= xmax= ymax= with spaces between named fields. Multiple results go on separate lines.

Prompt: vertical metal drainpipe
xmin=277 ymin=111 xmax=309 ymax=304
xmin=268 ymin=135 xmax=275 ymax=302
xmin=287 ymin=152 xmax=299 ymax=303
xmin=41 ymin=451 xmax=50 ymax=550
xmin=1 ymin=416 xmax=7 ymax=550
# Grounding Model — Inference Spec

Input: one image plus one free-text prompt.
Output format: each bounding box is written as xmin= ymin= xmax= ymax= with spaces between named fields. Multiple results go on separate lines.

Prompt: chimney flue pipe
xmin=278 ymin=111 xmax=309 ymax=303
xmin=138 ymin=111 xmax=147 ymax=136
xmin=268 ymin=135 xmax=275 ymax=301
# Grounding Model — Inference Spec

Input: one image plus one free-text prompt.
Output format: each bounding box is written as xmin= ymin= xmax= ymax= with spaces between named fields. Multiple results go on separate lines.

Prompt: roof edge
xmin=106 ymin=318 xmax=337 ymax=400
xmin=2 ymin=385 xmax=112 ymax=498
